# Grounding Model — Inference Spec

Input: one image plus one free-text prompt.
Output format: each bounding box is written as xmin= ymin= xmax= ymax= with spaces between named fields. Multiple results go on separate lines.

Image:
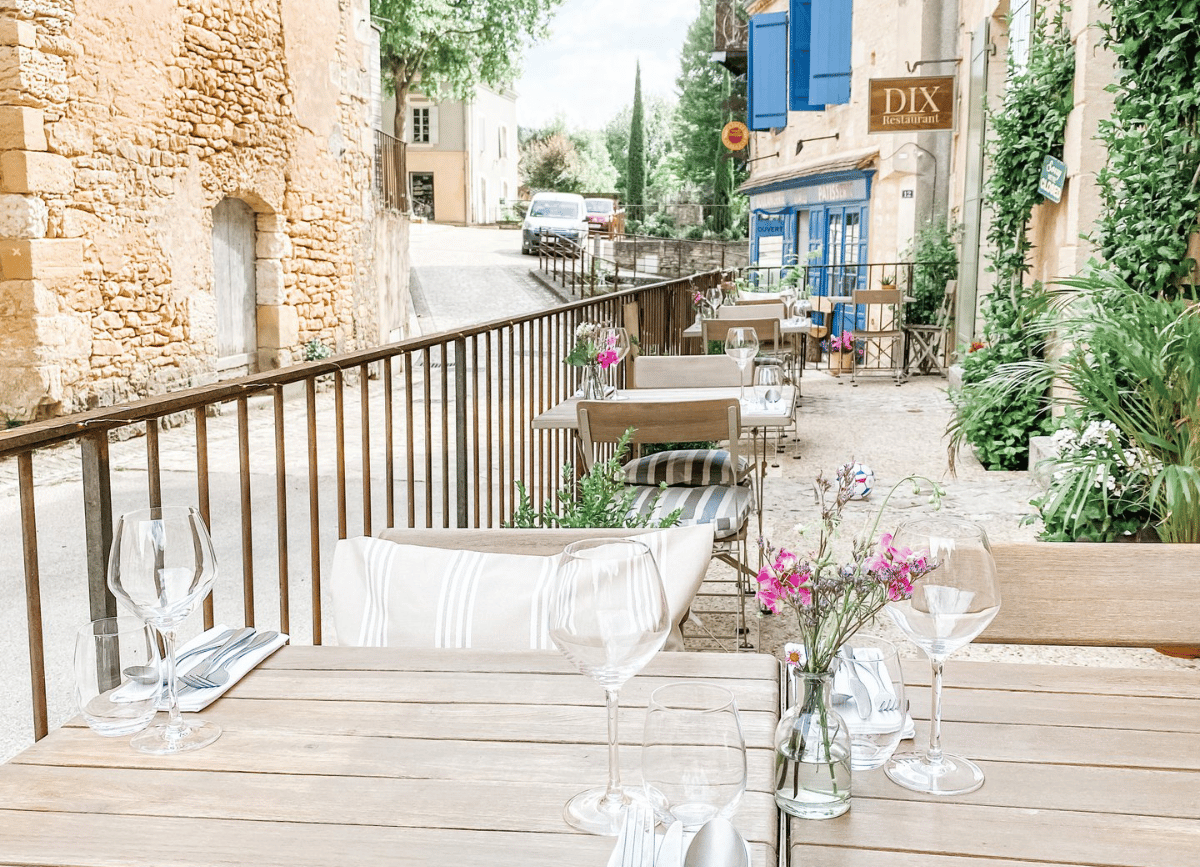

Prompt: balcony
xmin=713 ymin=0 xmax=748 ymax=76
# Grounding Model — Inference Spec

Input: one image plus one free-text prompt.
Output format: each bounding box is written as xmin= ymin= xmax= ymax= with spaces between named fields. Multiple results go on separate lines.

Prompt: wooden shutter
xmin=788 ymin=0 xmax=822 ymax=111
xmin=810 ymin=0 xmax=853 ymax=105
xmin=748 ymin=13 xmax=788 ymax=130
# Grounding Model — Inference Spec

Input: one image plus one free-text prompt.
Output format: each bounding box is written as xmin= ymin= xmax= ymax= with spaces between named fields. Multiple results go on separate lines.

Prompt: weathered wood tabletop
xmin=788 ymin=657 xmax=1200 ymax=867
xmin=0 ymin=648 xmax=783 ymax=867
xmin=531 ymin=386 xmax=797 ymax=431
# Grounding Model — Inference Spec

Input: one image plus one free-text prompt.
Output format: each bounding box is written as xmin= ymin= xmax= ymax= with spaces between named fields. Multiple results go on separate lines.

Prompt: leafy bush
xmin=508 ymin=428 xmax=682 ymax=529
xmin=905 ymin=221 xmax=958 ymax=326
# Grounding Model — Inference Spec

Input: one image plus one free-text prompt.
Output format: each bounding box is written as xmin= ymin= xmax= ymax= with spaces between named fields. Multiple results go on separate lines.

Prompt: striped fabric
xmin=622 ymin=449 xmax=750 ymax=486
xmin=329 ymin=525 xmax=716 ymax=652
xmin=626 ymin=484 xmax=752 ymax=540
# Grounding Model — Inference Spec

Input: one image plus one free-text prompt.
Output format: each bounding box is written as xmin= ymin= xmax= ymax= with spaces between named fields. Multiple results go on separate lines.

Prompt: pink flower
xmin=597 ymin=349 xmax=618 ymax=369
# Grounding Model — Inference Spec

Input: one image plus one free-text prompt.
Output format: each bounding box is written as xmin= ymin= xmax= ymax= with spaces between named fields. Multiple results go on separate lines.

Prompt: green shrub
xmin=905 ymin=221 xmax=958 ymax=326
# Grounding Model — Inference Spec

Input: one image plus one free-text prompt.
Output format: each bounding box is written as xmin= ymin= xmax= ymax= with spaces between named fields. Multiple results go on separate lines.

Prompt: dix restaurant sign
xmin=868 ymin=76 xmax=955 ymax=133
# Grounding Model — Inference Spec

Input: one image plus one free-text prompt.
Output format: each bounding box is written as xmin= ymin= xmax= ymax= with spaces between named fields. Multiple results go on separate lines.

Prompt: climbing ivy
xmin=1094 ymin=0 xmax=1200 ymax=296
xmin=949 ymin=6 xmax=1074 ymax=471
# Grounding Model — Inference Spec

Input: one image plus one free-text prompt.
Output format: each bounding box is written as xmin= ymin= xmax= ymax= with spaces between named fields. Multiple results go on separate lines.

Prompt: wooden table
xmin=0 ymin=648 xmax=784 ymax=867
xmin=789 ymin=657 xmax=1200 ymax=867
xmin=531 ymin=386 xmax=797 ymax=432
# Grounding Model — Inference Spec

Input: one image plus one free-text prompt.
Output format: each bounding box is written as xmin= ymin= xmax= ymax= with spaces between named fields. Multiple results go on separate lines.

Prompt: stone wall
xmin=0 ymin=0 xmax=400 ymax=420
xmin=610 ymin=237 xmax=749 ymax=277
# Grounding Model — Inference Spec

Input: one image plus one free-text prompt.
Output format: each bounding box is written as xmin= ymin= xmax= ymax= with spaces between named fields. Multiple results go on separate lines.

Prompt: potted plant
xmin=826 ymin=331 xmax=858 ymax=376
xmin=879 ymin=273 xmax=897 ymax=291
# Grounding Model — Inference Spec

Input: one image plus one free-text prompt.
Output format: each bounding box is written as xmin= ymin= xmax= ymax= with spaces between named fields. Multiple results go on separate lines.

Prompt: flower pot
xmin=830 ymin=350 xmax=855 ymax=376
xmin=774 ymin=669 xmax=852 ymax=819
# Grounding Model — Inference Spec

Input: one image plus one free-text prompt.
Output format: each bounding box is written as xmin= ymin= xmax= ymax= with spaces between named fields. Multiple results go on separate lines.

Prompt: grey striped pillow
xmin=625 ymin=484 xmax=752 ymax=540
xmin=622 ymin=448 xmax=748 ymax=486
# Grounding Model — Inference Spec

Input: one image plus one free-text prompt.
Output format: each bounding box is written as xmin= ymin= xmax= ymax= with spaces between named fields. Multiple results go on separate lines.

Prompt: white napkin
xmin=783 ymin=642 xmax=916 ymax=740
xmin=168 ymin=624 xmax=289 ymax=712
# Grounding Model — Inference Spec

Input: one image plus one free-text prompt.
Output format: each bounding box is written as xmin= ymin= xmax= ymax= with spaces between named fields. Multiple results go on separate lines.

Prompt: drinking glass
xmin=724 ymin=327 xmax=759 ymax=405
xmin=598 ymin=326 xmax=630 ymax=398
xmin=835 ymin=634 xmax=907 ymax=771
xmin=108 ymin=505 xmax=221 ymax=754
xmin=642 ymin=682 xmax=746 ymax=830
xmin=884 ymin=517 xmax=1000 ymax=794
xmin=754 ymin=363 xmax=783 ymax=409
xmin=549 ymin=538 xmax=670 ymax=835
xmin=74 ymin=616 xmax=161 ymax=737
xmin=705 ymin=285 xmax=723 ymax=314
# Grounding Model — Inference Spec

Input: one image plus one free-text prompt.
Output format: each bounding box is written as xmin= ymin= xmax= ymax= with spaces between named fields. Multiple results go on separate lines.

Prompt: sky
xmin=514 ymin=0 xmax=699 ymax=131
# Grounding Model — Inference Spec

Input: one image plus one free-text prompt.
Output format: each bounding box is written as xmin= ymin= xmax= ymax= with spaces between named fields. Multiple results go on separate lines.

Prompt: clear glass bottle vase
xmin=581 ymin=362 xmax=606 ymax=400
xmin=774 ymin=669 xmax=852 ymax=819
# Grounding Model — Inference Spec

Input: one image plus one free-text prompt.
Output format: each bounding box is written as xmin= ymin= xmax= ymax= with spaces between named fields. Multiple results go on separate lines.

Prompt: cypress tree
xmin=712 ymin=70 xmax=734 ymax=233
xmin=627 ymin=61 xmax=646 ymax=223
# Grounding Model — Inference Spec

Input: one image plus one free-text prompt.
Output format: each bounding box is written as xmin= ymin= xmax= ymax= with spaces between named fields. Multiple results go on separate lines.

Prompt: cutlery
xmin=122 ymin=628 xmax=235 ymax=685
xmin=180 ymin=630 xmax=279 ymax=689
xmin=656 ymin=820 xmax=684 ymax=867
xmin=176 ymin=627 xmax=256 ymax=689
xmin=606 ymin=804 xmax=655 ymax=867
xmin=684 ymin=818 xmax=747 ymax=867
xmin=849 ymin=648 xmax=900 ymax=712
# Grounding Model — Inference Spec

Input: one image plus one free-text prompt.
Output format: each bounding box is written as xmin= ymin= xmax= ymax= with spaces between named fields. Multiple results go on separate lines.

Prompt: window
xmin=411 ymin=107 xmax=430 ymax=144
xmin=498 ymin=125 xmax=508 ymax=159
xmin=1008 ymin=0 xmax=1035 ymax=75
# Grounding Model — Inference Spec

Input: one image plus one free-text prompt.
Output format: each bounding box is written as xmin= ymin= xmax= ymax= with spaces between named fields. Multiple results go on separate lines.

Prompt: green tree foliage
xmin=604 ymin=96 xmax=676 ymax=205
xmin=904 ymin=220 xmax=958 ymax=326
xmin=711 ymin=72 xmax=734 ymax=234
xmin=627 ymin=62 xmax=647 ymax=222
xmin=1094 ymin=0 xmax=1200 ymax=296
xmin=519 ymin=122 xmax=618 ymax=193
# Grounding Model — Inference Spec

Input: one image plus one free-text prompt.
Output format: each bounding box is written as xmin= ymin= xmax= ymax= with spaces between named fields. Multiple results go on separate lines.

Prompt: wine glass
xmin=884 ymin=517 xmax=1000 ymax=794
xmin=724 ymin=327 xmax=759 ymax=406
xmin=549 ymin=538 xmax=670 ymax=835
xmin=598 ymin=326 xmax=630 ymax=398
xmin=107 ymin=506 xmax=221 ymax=754
xmin=642 ymin=682 xmax=747 ymax=830
xmin=705 ymin=285 xmax=723 ymax=315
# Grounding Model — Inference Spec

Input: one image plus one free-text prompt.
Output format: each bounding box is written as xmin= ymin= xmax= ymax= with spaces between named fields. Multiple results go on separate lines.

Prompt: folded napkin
xmin=783 ymin=642 xmax=916 ymax=740
xmin=168 ymin=624 xmax=288 ymax=713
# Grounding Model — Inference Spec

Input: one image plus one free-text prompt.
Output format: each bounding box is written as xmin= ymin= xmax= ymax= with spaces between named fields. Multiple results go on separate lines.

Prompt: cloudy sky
xmin=515 ymin=0 xmax=699 ymax=130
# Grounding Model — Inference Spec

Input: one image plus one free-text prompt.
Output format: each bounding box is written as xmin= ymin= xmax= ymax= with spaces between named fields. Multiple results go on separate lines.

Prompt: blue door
xmin=807 ymin=203 xmax=869 ymax=335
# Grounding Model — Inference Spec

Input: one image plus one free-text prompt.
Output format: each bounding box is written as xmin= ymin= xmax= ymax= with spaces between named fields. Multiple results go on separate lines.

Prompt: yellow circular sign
xmin=721 ymin=121 xmax=750 ymax=151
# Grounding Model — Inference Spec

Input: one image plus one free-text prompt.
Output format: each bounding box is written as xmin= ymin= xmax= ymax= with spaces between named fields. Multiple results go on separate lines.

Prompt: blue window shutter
xmin=789 ymin=1 xmax=822 ymax=111
xmin=810 ymin=0 xmax=853 ymax=105
xmin=748 ymin=13 xmax=788 ymax=130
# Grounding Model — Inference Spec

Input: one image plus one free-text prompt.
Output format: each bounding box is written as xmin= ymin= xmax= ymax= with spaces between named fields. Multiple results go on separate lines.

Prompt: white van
xmin=521 ymin=192 xmax=589 ymax=255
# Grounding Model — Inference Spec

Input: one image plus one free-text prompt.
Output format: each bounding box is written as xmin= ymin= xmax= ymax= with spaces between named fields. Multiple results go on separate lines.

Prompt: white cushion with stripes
xmin=622 ymin=448 xmax=750 ymax=486
xmin=329 ymin=524 xmax=715 ymax=652
xmin=625 ymin=484 xmax=752 ymax=540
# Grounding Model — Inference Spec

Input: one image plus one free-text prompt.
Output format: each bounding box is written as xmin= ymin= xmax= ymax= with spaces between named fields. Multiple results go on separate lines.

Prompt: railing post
xmin=454 ymin=336 xmax=469 ymax=528
xmin=80 ymin=431 xmax=117 ymax=623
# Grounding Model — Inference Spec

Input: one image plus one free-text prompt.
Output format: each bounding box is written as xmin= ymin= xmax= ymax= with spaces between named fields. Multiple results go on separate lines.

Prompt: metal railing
xmin=0 ymin=272 xmax=718 ymax=755
xmin=373 ymin=130 xmax=404 ymax=212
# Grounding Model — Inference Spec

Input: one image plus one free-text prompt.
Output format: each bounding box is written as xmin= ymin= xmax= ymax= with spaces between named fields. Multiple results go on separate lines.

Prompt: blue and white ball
xmin=849 ymin=463 xmax=875 ymax=499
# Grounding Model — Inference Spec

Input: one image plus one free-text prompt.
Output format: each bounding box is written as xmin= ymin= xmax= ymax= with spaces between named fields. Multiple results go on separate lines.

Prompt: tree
xmin=373 ymin=0 xmax=563 ymax=208
xmin=712 ymin=73 xmax=734 ymax=233
xmin=604 ymin=95 xmax=675 ymax=204
xmin=519 ymin=125 xmax=618 ymax=193
xmin=627 ymin=62 xmax=647 ymax=223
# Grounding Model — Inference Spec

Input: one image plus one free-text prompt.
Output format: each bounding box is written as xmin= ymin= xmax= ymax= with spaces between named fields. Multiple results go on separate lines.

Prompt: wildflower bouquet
xmin=566 ymin=322 xmax=620 ymax=369
xmin=758 ymin=463 xmax=942 ymax=674
xmin=828 ymin=331 xmax=860 ymax=356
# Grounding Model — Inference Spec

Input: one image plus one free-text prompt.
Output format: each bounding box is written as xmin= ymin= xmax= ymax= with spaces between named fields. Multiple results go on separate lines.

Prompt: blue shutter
xmin=789 ymin=1 xmax=822 ymax=111
xmin=810 ymin=0 xmax=853 ymax=105
xmin=748 ymin=13 xmax=788 ymax=130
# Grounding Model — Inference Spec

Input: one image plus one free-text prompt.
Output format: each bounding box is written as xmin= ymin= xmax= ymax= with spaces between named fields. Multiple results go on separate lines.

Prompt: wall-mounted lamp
xmin=795 ymin=133 xmax=839 ymax=155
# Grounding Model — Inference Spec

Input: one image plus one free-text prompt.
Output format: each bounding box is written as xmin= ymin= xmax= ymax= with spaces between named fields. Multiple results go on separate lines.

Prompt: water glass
xmin=642 ymin=682 xmax=747 ymax=830
xmin=754 ymin=364 xmax=784 ymax=408
xmin=835 ymin=635 xmax=907 ymax=770
xmin=74 ymin=616 xmax=162 ymax=737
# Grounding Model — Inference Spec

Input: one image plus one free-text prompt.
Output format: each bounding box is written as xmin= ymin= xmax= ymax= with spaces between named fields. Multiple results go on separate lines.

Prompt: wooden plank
xmin=788 ymin=845 xmax=1066 ymax=867
xmin=0 ymin=764 xmax=780 ymax=842
xmin=530 ymin=386 xmax=796 ymax=430
xmin=902 ymin=659 xmax=1200 ymax=700
xmin=9 ymin=727 xmax=780 ymax=793
xmin=791 ymin=798 xmax=1200 ymax=867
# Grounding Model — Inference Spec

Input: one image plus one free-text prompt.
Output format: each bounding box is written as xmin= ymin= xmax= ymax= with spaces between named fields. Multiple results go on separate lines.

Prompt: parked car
xmin=521 ymin=192 xmax=589 ymax=255
xmin=584 ymin=197 xmax=625 ymax=236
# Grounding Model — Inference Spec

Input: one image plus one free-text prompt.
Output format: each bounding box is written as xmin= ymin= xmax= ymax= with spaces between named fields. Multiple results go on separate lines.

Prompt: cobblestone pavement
xmin=685 ymin=368 xmax=1199 ymax=675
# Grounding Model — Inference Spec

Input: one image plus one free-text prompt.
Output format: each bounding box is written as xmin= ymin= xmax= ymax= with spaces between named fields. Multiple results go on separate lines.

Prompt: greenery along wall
xmin=948 ymin=7 xmax=1074 ymax=471
xmin=1094 ymin=0 xmax=1200 ymax=296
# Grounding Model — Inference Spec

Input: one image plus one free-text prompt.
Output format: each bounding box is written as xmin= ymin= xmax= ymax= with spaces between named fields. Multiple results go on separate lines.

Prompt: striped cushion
xmin=623 ymin=449 xmax=750 ymax=486
xmin=626 ymin=484 xmax=752 ymax=540
xmin=329 ymin=524 xmax=715 ymax=652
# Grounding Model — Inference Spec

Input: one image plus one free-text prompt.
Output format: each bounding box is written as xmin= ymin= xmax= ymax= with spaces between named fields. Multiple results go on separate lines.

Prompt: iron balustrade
xmin=0 ymin=272 xmax=717 ymax=755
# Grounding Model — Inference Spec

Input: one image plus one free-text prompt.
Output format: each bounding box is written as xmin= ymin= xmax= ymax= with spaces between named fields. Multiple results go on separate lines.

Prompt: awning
xmin=739 ymin=147 xmax=880 ymax=195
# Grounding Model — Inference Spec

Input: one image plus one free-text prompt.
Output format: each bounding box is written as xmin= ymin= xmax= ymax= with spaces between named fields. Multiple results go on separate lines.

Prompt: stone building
xmin=0 ymin=0 xmax=408 ymax=421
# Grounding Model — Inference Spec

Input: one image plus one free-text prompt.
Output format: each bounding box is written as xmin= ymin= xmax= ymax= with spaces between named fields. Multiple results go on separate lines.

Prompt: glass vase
xmin=582 ymin=362 xmax=606 ymax=400
xmin=774 ymin=669 xmax=852 ymax=819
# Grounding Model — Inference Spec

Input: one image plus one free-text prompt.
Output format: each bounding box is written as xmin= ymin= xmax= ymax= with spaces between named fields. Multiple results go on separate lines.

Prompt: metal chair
xmin=848 ymin=288 xmax=905 ymax=386
xmin=904 ymin=279 xmax=957 ymax=376
xmin=701 ymin=316 xmax=795 ymax=385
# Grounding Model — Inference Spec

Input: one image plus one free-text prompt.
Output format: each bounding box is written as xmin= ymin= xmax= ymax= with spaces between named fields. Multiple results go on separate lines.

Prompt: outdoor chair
xmin=701 ymin=316 xmax=795 ymax=384
xmin=721 ymin=301 xmax=787 ymax=320
xmin=576 ymin=397 xmax=756 ymax=649
xmin=848 ymin=287 xmax=905 ymax=386
xmin=630 ymin=354 xmax=753 ymax=388
xmin=329 ymin=525 xmax=716 ymax=652
xmin=904 ymin=279 xmax=957 ymax=376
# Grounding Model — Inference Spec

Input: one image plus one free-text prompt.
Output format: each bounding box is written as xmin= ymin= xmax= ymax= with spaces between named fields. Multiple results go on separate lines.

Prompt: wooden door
xmin=212 ymin=197 xmax=258 ymax=371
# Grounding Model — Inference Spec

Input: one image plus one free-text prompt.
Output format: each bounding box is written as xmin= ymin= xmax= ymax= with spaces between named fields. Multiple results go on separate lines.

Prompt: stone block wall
xmin=0 ymin=0 xmax=394 ymax=420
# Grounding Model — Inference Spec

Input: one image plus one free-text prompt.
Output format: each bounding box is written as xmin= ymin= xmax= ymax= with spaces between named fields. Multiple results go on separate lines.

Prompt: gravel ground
xmin=682 ymin=367 xmax=1200 ymax=673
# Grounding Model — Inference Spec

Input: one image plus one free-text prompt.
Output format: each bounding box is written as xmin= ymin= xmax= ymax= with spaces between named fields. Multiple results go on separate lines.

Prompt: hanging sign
xmin=868 ymin=76 xmax=955 ymax=133
xmin=1038 ymin=155 xmax=1067 ymax=203
xmin=721 ymin=121 xmax=750 ymax=151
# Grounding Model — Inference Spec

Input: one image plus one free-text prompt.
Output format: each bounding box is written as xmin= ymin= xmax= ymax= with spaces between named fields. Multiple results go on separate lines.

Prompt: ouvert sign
xmin=867 ymin=76 xmax=955 ymax=133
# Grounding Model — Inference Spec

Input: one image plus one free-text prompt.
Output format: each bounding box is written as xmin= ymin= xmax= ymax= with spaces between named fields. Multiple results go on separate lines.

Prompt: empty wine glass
xmin=724 ymin=327 xmax=759 ymax=406
xmin=598 ymin=326 xmax=630 ymax=398
xmin=705 ymin=285 xmax=723 ymax=315
xmin=884 ymin=517 xmax=1001 ymax=794
xmin=642 ymin=682 xmax=747 ymax=830
xmin=549 ymin=538 xmax=670 ymax=835
xmin=754 ymin=363 xmax=784 ymax=408
xmin=108 ymin=506 xmax=221 ymax=754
